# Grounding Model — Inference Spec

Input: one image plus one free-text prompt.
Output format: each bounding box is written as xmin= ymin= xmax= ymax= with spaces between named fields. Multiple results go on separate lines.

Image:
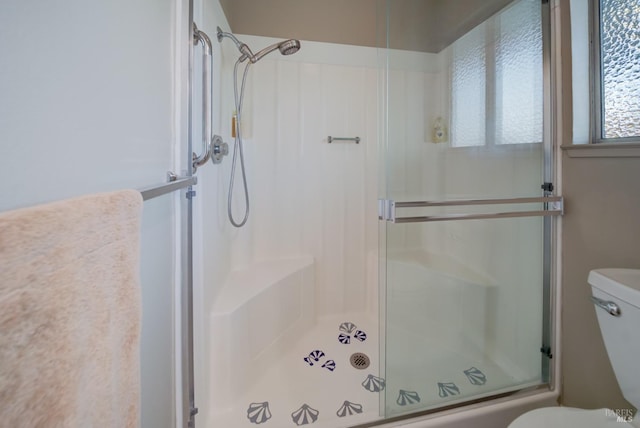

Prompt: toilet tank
xmin=589 ymin=268 xmax=640 ymax=411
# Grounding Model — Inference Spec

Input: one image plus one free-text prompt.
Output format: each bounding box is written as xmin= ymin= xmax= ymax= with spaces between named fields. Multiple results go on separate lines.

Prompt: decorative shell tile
xmin=291 ymin=404 xmax=319 ymax=426
xmin=354 ymin=330 xmax=367 ymax=342
xmin=339 ymin=322 xmax=357 ymax=334
xmin=338 ymin=322 xmax=367 ymax=345
xmin=309 ymin=350 xmax=325 ymax=362
xmin=303 ymin=350 xmax=325 ymax=366
xmin=338 ymin=333 xmax=351 ymax=344
xmin=321 ymin=359 xmax=336 ymax=372
xmin=246 ymin=402 xmax=271 ymax=424
xmin=396 ymin=389 xmax=420 ymax=406
xmin=361 ymin=374 xmax=386 ymax=392
xmin=463 ymin=367 xmax=487 ymax=385
xmin=437 ymin=382 xmax=460 ymax=398
xmin=336 ymin=401 xmax=363 ymax=417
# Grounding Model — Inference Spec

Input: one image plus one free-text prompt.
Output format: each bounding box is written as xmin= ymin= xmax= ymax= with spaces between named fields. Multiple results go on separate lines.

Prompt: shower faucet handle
xmin=211 ymin=135 xmax=228 ymax=164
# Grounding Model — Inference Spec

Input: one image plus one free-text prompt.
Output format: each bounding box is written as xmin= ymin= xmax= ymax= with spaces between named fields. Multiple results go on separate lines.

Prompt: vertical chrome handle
xmin=591 ymin=296 xmax=621 ymax=317
xmin=192 ymin=23 xmax=213 ymax=171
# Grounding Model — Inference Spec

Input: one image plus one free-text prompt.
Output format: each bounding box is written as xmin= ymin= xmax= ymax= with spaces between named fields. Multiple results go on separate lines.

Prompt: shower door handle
xmin=378 ymin=196 xmax=563 ymax=223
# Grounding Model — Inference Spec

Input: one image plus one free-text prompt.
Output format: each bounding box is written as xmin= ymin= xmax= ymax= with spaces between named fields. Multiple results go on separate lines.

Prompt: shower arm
xmin=216 ymin=27 xmax=255 ymax=63
xmin=252 ymin=43 xmax=281 ymax=63
xmin=192 ymin=24 xmax=213 ymax=171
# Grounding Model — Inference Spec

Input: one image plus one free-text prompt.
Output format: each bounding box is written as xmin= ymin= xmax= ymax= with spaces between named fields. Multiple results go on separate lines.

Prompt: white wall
xmin=233 ymin=38 xmax=379 ymax=316
xmin=0 ymin=1 xmax=182 ymax=427
xmin=0 ymin=0 xmax=176 ymax=210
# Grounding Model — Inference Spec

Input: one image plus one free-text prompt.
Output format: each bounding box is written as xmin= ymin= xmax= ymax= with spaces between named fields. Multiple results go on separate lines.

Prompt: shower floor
xmin=209 ymin=313 xmax=529 ymax=428
xmin=210 ymin=313 xmax=382 ymax=428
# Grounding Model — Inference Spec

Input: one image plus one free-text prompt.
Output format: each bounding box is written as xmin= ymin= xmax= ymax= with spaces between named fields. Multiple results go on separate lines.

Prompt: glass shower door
xmin=379 ymin=0 xmax=557 ymax=417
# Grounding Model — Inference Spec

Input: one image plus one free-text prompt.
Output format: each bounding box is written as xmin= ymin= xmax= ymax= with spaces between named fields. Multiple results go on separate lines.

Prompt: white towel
xmin=0 ymin=190 xmax=143 ymax=428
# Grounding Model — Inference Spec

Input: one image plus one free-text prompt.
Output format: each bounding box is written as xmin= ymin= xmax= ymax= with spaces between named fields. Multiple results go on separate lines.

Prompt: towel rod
xmin=395 ymin=196 xmax=562 ymax=208
xmin=388 ymin=209 xmax=562 ymax=224
xmin=379 ymin=196 xmax=564 ymax=223
xmin=328 ymin=136 xmax=360 ymax=144
xmin=139 ymin=173 xmax=197 ymax=201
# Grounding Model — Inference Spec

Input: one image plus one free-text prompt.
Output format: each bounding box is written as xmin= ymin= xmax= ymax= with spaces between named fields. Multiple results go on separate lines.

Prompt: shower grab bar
xmin=379 ymin=196 xmax=563 ymax=223
xmin=328 ymin=136 xmax=360 ymax=144
xmin=192 ymin=23 xmax=213 ymax=171
xmin=139 ymin=172 xmax=197 ymax=201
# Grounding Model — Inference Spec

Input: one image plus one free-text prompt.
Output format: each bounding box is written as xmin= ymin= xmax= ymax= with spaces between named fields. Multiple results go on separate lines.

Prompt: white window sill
xmin=561 ymin=143 xmax=640 ymax=158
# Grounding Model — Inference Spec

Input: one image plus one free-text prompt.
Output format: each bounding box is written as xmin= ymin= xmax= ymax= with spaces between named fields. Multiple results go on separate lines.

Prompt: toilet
xmin=510 ymin=268 xmax=640 ymax=427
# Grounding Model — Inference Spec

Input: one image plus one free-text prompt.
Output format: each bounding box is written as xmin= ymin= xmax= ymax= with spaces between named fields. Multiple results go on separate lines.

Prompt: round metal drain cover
xmin=350 ymin=352 xmax=370 ymax=370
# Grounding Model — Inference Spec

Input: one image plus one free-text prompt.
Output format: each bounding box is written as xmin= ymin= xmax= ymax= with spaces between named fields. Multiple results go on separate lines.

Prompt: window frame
xmin=590 ymin=0 xmax=640 ymax=144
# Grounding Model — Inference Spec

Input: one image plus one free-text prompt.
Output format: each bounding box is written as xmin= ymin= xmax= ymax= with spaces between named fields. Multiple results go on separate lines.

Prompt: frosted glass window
xmin=451 ymin=23 xmax=487 ymax=148
xmin=599 ymin=0 xmax=640 ymax=139
xmin=450 ymin=0 xmax=543 ymax=147
xmin=495 ymin=0 xmax=543 ymax=145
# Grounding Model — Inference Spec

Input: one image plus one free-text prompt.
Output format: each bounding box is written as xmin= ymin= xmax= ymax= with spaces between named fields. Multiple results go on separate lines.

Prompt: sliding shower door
xmin=379 ymin=0 xmax=556 ymax=417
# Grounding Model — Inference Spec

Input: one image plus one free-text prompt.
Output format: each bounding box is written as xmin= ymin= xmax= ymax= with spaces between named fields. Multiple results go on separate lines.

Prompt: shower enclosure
xmin=195 ymin=0 xmax=560 ymax=426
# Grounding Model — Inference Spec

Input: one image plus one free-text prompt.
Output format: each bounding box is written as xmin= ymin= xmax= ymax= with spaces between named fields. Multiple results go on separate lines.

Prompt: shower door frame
xmin=179 ymin=0 xmax=197 ymax=426
xmin=359 ymin=0 xmax=560 ymax=426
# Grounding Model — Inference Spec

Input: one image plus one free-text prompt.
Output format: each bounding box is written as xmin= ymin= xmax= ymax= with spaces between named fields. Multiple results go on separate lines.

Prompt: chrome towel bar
xmin=139 ymin=173 xmax=197 ymax=201
xmin=394 ymin=196 xmax=562 ymax=208
xmin=328 ymin=136 xmax=360 ymax=144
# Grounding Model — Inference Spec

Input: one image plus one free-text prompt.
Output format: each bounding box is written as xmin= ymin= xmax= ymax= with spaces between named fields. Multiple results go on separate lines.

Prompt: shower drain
xmin=350 ymin=352 xmax=370 ymax=370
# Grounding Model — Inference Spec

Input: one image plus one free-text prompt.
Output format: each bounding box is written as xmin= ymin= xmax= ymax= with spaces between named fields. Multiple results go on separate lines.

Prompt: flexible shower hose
xmin=228 ymin=58 xmax=252 ymax=227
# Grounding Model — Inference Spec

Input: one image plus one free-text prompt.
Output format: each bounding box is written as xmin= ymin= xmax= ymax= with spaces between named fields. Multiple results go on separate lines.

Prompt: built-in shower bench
xmin=209 ymin=256 xmax=316 ymax=410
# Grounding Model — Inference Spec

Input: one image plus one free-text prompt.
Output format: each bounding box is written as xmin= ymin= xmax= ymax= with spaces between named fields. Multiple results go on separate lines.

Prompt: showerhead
xmin=251 ymin=39 xmax=301 ymax=63
xmin=216 ymin=26 xmax=301 ymax=63
xmin=277 ymin=39 xmax=301 ymax=56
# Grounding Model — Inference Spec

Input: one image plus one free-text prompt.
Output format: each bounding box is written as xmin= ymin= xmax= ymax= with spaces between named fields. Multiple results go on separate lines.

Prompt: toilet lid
xmin=509 ymin=407 xmax=636 ymax=428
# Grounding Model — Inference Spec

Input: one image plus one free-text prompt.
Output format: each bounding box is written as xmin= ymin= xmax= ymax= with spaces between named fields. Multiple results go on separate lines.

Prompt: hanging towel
xmin=0 ymin=190 xmax=143 ymax=428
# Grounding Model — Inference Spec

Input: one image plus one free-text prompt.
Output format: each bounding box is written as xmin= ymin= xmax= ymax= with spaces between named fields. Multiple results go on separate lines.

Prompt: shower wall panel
xmin=385 ymin=49 xmax=448 ymax=257
xmin=223 ymin=38 xmax=381 ymax=316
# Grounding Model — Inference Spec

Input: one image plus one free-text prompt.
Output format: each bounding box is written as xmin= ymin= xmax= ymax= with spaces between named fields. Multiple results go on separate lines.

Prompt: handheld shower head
xmin=278 ymin=39 xmax=301 ymax=56
xmin=213 ymin=27 xmax=301 ymax=228
xmin=215 ymin=26 xmax=301 ymax=63
xmin=251 ymin=39 xmax=301 ymax=63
